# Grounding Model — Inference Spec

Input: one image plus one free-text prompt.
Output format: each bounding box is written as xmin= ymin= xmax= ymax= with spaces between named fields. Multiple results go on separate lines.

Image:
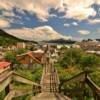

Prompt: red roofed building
xmin=16 ymin=50 xmax=47 ymax=69
xmin=16 ymin=49 xmax=46 ymax=65
xmin=0 ymin=62 xmax=11 ymax=73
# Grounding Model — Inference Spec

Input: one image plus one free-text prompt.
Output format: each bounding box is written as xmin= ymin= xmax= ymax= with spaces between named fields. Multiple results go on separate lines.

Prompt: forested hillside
xmin=0 ymin=29 xmax=24 ymax=46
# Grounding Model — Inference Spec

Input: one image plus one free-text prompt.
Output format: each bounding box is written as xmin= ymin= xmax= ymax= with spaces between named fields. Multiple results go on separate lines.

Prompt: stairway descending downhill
xmin=40 ymin=62 xmax=60 ymax=93
xmin=31 ymin=47 xmax=72 ymax=100
xmin=39 ymin=45 xmax=61 ymax=93
xmin=31 ymin=62 xmax=71 ymax=100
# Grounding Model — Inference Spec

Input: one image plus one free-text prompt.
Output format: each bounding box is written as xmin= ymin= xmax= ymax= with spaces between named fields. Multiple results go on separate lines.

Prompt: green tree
xmin=59 ymin=48 xmax=83 ymax=68
xmin=5 ymin=48 xmax=27 ymax=64
xmin=5 ymin=51 xmax=17 ymax=63
xmin=15 ymin=48 xmax=27 ymax=55
xmin=80 ymin=54 xmax=100 ymax=70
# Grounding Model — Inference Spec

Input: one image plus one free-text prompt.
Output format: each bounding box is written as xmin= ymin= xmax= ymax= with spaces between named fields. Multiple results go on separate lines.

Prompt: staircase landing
xmin=31 ymin=93 xmax=71 ymax=100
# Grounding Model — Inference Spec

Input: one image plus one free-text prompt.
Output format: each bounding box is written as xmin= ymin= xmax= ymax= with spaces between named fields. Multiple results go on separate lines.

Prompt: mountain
xmin=0 ymin=29 xmax=37 ymax=46
xmin=45 ymin=38 xmax=76 ymax=44
xmin=5 ymin=26 xmax=72 ymax=41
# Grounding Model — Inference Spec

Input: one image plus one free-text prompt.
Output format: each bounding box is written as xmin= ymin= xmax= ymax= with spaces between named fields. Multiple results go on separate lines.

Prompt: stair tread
xmin=31 ymin=93 xmax=71 ymax=100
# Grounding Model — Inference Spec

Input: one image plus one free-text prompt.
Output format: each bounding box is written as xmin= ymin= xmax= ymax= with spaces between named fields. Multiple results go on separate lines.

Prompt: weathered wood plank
xmin=0 ymin=72 xmax=13 ymax=92
xmin=14 ymin=89 xmax=33 ymax=97
xmin=4 ymin=89 xmax=38 ymax=100
xmin=0 ymin=71 xmax=12 ymax=82
xmin=55 ymin=93 xmax=72 ymax=100
xmin=0 ymin=67 xmax=10 ymax=74
xmin=86 ymin=76 xmax=100 ymax=97
xmin=0 ymin=76 xmax=12 ymax=92
xmin=0 ymin=69 xmax=11 ymax=79
xmin=4 ymin=90 xmax=15 ymax=100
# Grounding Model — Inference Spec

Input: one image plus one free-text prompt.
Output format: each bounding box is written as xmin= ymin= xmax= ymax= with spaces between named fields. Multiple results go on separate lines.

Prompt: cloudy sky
xmin=0 ymin=0 xmax=100 ymax=41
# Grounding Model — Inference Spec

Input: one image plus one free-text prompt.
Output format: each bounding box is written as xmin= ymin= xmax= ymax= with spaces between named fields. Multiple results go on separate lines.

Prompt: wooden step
xmin=31 ymin=93 xmax=72 ymax=100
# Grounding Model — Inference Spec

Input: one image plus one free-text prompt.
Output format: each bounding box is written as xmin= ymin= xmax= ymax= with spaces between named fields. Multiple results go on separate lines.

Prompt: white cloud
xmin=5 ymin=26 xmax=72 ymax=41
xmin=88 ymin=18 xmax=100 ymax=24
xmin=64 ymin=23 xmax=70 ymax=27
xmin=62 ymin=0 xmax=96 ymax=20
xmin=0 ymin=0 xmax=98 ymax=22
xmin=56 ymin=0 xmax=97 ymax=20
xmin=0 ymin=0 xmax=60 ymax=22
xmin=0 ymin=19 xmax=10 ymax=28
xmin=64 ymin=22 xmax=78 ymax=27
xmin=2 ymin=11 xmax=15 ymax=17
xmin=72 ymin=22 xmax=78 ymax=26
xmin=78 ymin=30 xmax=90 ymax=35
xmin=9 ymin=0 xmax=61 ymax=21
xmin=50 ymin=14 xmax=57 ymax=18
xmin=57 ymin=7 xmax=65 ymax=13
xmin=0 ymin=1 xmax=13 ymax=10
xmin=96 ymin=0 xmax=100 ymax=5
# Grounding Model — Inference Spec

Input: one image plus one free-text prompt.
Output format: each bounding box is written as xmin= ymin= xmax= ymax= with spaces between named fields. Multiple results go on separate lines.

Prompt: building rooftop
xmin=0 ymin=62 xmax=11 ymax=69
xmin=33 ymin=49 xmax=44 ymax=53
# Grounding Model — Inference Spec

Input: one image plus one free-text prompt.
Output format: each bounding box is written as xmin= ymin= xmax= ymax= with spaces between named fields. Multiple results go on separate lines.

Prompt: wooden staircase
xmin=0 ymin=69 xmax=40 ymax=100
xmin=40 ymin=63 xmax=60 ymax=93
xmin=31 ymin=62 xmax=71 ymax=100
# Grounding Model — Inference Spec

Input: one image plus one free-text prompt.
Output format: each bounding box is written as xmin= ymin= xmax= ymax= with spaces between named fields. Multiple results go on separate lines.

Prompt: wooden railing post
xmin=93 ymin=92 xmax=97 ymax=100
xmin=86 ymin=75 xmax=100 ymax=100
xmin=33 ymin=85 xmax=36 ymax=96
xmin=78 ymin=82 xmax=85 ymax=100
xmin=93 ymin=92 xmax=100 ymax=100
xmin=96 ymin=94 xmax=100 ymax=100
xmin=38 ymin=86 xmax=41 ymax=93
xmin=5 ymin=84 xmax=10 ymax=95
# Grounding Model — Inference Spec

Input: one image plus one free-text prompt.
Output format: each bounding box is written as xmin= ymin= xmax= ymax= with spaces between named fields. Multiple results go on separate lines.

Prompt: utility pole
xmin=70 ymin=45 xmax=73 ymax=67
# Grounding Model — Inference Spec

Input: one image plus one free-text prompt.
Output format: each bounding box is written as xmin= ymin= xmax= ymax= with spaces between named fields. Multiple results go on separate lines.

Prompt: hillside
xmin=45 ymin=38 xmax=76 ymax=44
xmin=0 ymin=29 xmax=25 ymax=46
xmin=6 ymin=26 xmax=71 ymax=41
xmin=0 ymin=29 xmax=37 ymax=46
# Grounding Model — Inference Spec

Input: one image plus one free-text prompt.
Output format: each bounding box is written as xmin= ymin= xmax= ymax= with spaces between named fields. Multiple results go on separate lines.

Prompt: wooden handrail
xmin=63 ymin=72 xmax=86 ymax=85
xmin=0 ymin=71 xmax=40 ymax=93
xmin=86 ymin=76 xmax=100 ymax=97
xmin=63 ymin=71 xmax=100 ymax=99
xmin=63 ymin=71 xmax=92 ymax=85
xmin=4 ymin=88 xmax=40 ymax=100
xmin=12 ymin=71 xmax=40 ymax=86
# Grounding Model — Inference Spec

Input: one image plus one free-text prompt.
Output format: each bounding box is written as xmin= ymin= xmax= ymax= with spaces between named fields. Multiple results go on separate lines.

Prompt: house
xmin=16 ymin=49 xmax=46 ymax=69
xmin=0 ymin=61 xmax=11 ymax=73
xmin=57 ymin=44 xmax=70 ymax=49
xmin=78 ymin=40 xmax=100 ymax=51
xmin=16 ymin=42 xmax=26 ymax=49
xmin=86 ymin=51 xmax=100 ymax=56
xmin=72 ymin=44 xmax=80 ymax=48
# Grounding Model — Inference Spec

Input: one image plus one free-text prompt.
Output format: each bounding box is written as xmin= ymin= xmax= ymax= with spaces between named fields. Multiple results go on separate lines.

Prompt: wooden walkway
xmin=31 ymin=62 xmax=71 ymax=100
xmin=40 ymin=63 xmax=60 ymax=93
xmin=0 ymin=48 xmax=100 ymax=100
xmin=0 ymin=64 xmax=100 ymax=100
